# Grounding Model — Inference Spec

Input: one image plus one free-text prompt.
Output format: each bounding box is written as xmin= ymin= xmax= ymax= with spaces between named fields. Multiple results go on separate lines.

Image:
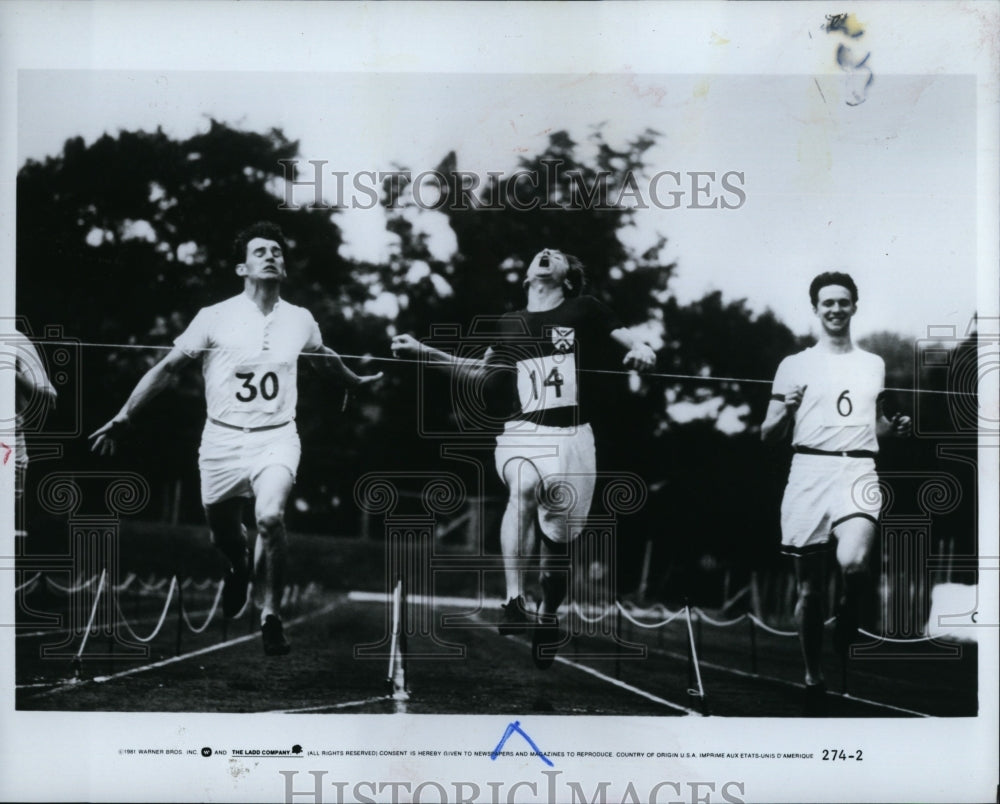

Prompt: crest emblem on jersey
xmin=550 ymin=326 xmax=575 ymax=353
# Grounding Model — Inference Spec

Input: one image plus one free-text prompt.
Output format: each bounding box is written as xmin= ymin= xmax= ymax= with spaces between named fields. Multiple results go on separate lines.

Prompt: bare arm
xmin=15 ymin=337 xmax=57 ymax=405
xmin=309 ymin=345 xmax=383 ymax=387
xmin=89 ymin=347 xmax=193 ymax=455
xmin=761 ymin=385 xmax=806 ymax=444
xmin=390 ymin=334 xmax=489 ymax=381
xmin=610 ymin=327 xmax=656 ymax=371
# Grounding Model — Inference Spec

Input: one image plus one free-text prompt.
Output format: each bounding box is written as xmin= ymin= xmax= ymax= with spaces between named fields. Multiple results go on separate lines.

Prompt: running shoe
xmin=261 ymin=614 xmax=291 ymax=656
xmin=498 ymin=596 xmax=531 ymax=635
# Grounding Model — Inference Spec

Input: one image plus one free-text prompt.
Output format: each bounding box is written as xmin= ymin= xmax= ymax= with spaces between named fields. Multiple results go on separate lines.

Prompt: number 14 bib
xmin=515 ymin=353 xmax=578 ymax=414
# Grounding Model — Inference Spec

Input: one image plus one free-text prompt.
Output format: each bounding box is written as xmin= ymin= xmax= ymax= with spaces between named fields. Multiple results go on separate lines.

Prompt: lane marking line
xmin=266 ymin=696 xmax=390 ymax=714
xmin=19 ymin=601 xmax=339 ymax=696
xmin=638 ymin=643 xmax=933 ymax=718
xmin=350 ymin=592 xmax=701 ymax=715
xmin=535 ymin=647 xmax=702 ymax=716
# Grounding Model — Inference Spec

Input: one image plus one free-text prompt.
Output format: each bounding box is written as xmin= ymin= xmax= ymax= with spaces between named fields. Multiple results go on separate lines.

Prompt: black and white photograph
xmin=1 ymin=2 xmax=997 ymax=802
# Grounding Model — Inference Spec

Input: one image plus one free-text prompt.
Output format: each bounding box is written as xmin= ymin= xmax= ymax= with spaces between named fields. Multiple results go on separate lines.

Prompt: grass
xmin=22 ymin=516 xmax=504 ymax=598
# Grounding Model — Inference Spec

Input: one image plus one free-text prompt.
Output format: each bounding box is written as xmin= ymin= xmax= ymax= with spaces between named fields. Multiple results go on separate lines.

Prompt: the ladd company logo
xmin=278 ymin=771 xmax=747 ymax=803
xmin=234 ymin=745 xmax=303 ymax=758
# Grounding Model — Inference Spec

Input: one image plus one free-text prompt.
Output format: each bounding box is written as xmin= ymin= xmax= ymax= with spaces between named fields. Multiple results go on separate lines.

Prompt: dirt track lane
xmin=16 ymin=593 xmax=977 ymax=717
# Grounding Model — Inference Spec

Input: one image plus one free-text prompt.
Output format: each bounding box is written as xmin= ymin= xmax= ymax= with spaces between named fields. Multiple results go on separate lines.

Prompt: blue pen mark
xmin=490 ymin=720 xmax=554 ymax=767
xmin=836 ymin=45 xmax=873 ymax=106
xmin=822 ymin=12 xmax=872 ymax=106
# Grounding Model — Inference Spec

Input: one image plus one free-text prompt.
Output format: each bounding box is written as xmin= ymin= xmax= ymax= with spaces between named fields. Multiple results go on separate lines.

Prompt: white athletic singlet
xmin=772 ymin=346 xmax=884 ymax=453
xmin=174 ymin=294 xmax=322 ymax=428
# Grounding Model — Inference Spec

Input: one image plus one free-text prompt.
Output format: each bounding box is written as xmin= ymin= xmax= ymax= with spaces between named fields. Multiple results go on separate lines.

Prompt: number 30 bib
xmin=231 ymin=361 xmax=291 ymax=414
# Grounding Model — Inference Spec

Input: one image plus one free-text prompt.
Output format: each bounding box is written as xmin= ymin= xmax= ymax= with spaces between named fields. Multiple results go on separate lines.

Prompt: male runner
xmin=392 ymin=248 xmax=655 ymax=668
xmin=12 ymin=330 xmax=58 ymax=537
xmin=761 ymin=272 xmax=910 ymax=712
xmin=90 ymin=221 xmax=381 ymax=655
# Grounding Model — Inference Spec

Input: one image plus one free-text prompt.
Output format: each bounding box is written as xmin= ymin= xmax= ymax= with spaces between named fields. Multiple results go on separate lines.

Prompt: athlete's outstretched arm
xmin=89 ymin=347 xmax=194 ymax=456
xmin=609 ymin=328 xmax=656 ymax=370
xmin=310 ymin=345 xmax=383 ymax=386
xmin=390 ymin=334 xmax=489 ymax=380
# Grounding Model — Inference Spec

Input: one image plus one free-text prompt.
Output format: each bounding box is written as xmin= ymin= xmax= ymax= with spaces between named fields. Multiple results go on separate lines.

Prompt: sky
xmin=16 ymin=68 xmax=980 ymax=341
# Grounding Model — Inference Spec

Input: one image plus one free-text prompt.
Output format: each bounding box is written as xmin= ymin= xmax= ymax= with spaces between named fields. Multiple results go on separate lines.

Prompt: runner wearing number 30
xmin=89 ymin=222 xmax=382 ymax=656
xmin=761 ymin=272 xmax=911 ymax=713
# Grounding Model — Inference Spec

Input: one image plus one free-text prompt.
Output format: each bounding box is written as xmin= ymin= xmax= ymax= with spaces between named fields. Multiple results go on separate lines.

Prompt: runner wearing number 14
xmin=90 ymin=221 xmax=381 ymax=655
xmin=761 ymin=272 xmax=911 ymax=713
xmin=391 ymin=248 xmax=655 ymax=669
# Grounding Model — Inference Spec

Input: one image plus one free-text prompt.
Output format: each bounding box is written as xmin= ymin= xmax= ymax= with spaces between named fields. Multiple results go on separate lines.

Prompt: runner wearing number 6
xmin=761 ymin=272 xmax=911 ymax=713
xmin=89 ymin=222 xmax=382 ymax=656
xmin=391 ymin=248 xmax=655 ymax=669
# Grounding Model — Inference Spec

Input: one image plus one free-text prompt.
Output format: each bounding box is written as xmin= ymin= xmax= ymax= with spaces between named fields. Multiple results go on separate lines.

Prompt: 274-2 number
xmin=235 ymin=371 xmax=279 ymax=402
xmin=822 ymin=748 xmax=862 ymax=761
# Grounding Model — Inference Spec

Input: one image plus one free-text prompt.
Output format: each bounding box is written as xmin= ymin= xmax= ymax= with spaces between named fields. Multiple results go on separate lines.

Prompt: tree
xmin=367 ymin=130 xmax=678 ymax=497
xmin=21 ymin=121 xmax=954 ymax=610
xmin=16 ymin=122 xmax=359 ymax=523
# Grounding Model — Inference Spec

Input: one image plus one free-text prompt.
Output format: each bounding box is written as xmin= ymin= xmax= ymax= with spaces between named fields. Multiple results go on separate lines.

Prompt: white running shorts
xmin=780 ymin=453 xmax=882 ymax=554
xmin=198 ymin=420 xmax=300 ymax=506
xmin=494 ymin=421 xmax=596 ymax=544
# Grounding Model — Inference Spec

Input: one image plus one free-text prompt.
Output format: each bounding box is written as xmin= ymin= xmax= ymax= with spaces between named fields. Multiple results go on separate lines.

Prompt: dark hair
xmin=809 ymin=271 xmax=858 ymax=306
xmin=233 ymin=221 xmax=288 ymax=264
xmin=563 ymin=253 xmax=587 ymax=298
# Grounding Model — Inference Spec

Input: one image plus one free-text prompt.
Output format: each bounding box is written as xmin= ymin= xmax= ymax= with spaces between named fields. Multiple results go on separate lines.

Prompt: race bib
xmin=821 ymin=384 xmax=874 ymax=427
xmin=231 ymin=362 xmax=290 ymax=414
xmin=515 ymin=353 xmax=578 ymax=414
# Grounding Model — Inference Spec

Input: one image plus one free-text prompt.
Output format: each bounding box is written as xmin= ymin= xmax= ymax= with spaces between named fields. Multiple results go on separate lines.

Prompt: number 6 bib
xmin=821 ymin=383 xmax=876 ymax=427
xmin=515 ymin=353 xmax=578 ymax=414
xmin=231 ymin=361 xmax=290 ymax=414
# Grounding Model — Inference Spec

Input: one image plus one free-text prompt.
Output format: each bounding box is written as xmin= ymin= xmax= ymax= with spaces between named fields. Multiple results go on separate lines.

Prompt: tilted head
xmin=523 ymin=248 xmax=586 ymax=297
xmin=233 ymin=221 xmax=288 ymax=282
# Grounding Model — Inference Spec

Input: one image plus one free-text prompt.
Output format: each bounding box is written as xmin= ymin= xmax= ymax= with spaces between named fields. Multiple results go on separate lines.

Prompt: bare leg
xmin=793 ymin=552 xmax=827 ymax=687
xmin=500 ymin=459 xmax=542 ymax=602
xmin=205 ymin=497 xmax=249 ymax=572
xmin=538 ymin=537 xmax=567 ymax=617
xmin=206 ymin=497 xmax=252 ymax=618
xmin=833 ymin=516 xmax=877 ymax=653
xmin=252 ymin=465 xmax=295 ymax=624
xmin=532 ymin=534 xmax=567 ymax=669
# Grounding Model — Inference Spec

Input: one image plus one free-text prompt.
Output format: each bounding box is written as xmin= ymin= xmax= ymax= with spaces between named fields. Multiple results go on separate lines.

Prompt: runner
xmin=11 ymin=330 xmax=58 ymax=537
xmin=392 ymin=248 xmax=655 ymax=668
xmin=90 ymin=221 xmax=381 ymax=655
xmin=761 ymin=271 xmax=911 ymax=713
